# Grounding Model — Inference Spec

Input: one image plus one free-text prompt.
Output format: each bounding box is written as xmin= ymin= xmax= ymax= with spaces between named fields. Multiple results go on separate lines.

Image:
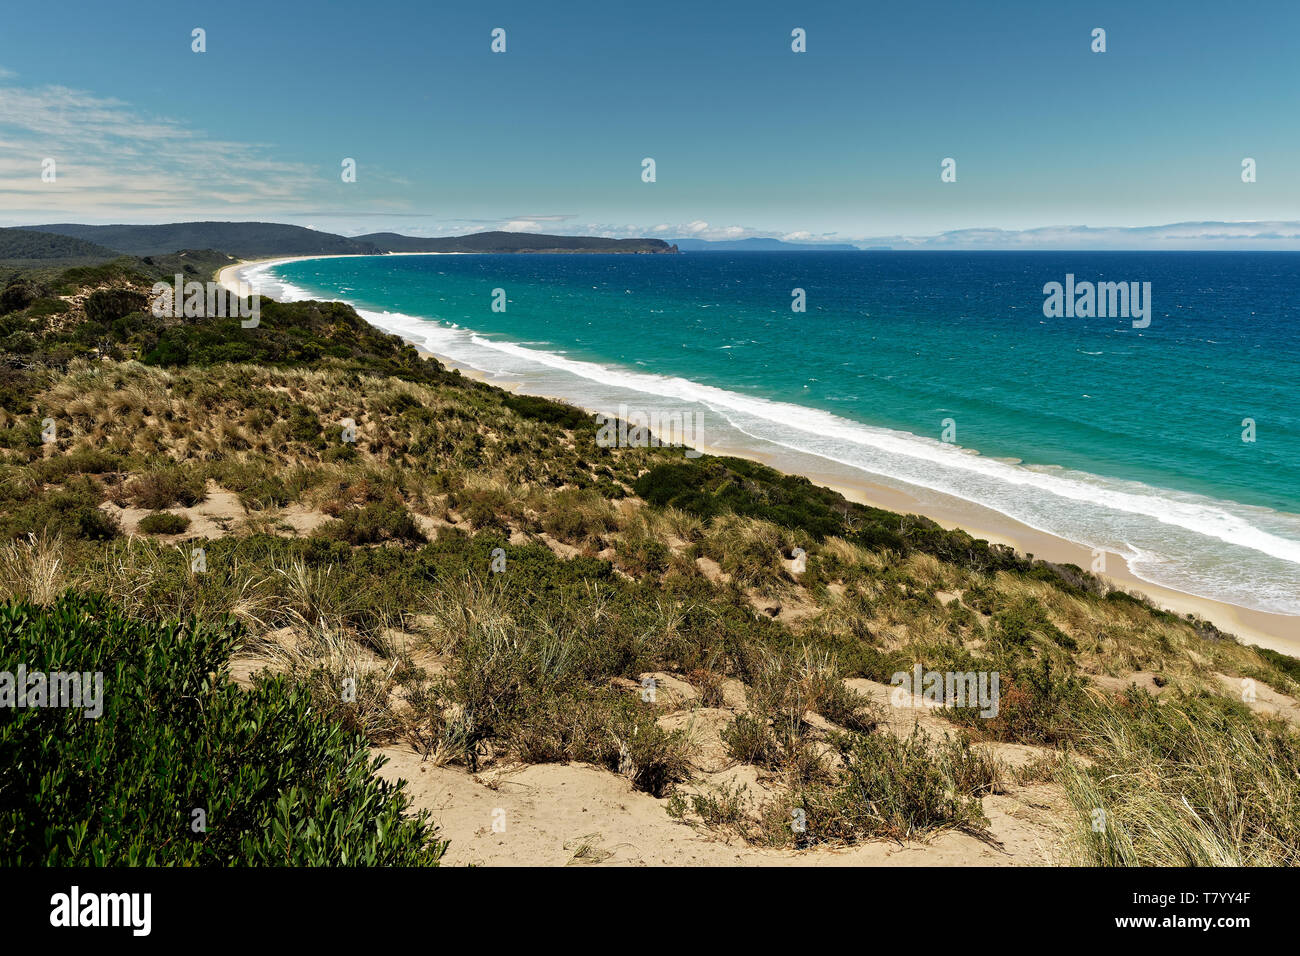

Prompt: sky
xmin=2 ymin=0 xmax=1299 ymax=246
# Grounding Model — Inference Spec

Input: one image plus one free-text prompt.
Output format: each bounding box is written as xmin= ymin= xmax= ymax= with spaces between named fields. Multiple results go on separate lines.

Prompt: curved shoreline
xmin=217 ymin=255 xmax=1300 ymax=654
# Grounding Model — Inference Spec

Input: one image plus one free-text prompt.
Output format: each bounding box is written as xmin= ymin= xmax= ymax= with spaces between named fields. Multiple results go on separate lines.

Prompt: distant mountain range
xmin=11 ymin=222 xmax=677 ymax=260
xmin=670 ymin=237 xmax=861 ymax=251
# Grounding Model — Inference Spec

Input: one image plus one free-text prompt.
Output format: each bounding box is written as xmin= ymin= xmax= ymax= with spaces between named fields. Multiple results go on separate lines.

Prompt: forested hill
xmin=0 ymin=227 xmax=121 ymax=262
xmin=21 ymin=222 xmax=381 ymax=259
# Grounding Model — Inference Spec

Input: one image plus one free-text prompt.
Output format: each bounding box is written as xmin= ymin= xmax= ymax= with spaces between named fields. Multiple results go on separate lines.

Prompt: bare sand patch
xmin=1215 ymin=672 xmax=1300 ymax=726
xmin=375 ymin=747 xmax=1067 ymax=866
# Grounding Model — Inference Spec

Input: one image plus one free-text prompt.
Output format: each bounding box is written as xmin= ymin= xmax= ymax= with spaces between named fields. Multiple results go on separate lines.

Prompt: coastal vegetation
xmin=1 ymin=256 xmax=1298 ymax=865
xmin=0 ymin=227 xmax=121 ymax=265
xmin=0 ymin=592 xmax=445 ymax=865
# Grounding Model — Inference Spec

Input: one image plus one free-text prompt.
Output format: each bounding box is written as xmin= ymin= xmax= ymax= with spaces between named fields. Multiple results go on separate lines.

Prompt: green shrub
xmin=287 ymin=404 xmax=323 ymax=443
xmin=0 ymin=280 xmax=38 ymax=315
xmin=319 ymin=499 xmax=425 ymax=546
xmin=84 ymin=288 xmax=148 ymax=324
xmin=946 ymin=655 xmax=1085 ymax=745
xmin=502 ymin=392 xmax=588 ymax=429
xmin=137 ymin=511 xmax=191 ymax=535
xmin=0 ymin=593 xmax=446 ymax=865
xmin=126 ymin=465 xmax=207 ymax=509
xmin=29 ymin=448 xmax=121 ymax=481
xmin=634 ymin=457 xmax=1028 ymax=577
xmin=0 ymin=479 xmax=120 ymax=542
xmin=792 ymin=728 xmax=988 ymax=845
xmin=74 ymin=504 xmax=120 ymax=541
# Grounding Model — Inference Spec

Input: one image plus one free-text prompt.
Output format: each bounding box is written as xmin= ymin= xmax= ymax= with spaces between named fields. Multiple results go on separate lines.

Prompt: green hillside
xmin=21 ymin=222 xmax=382 ymax=258
xmin=0 ymin=227 xmax=121 ymax=263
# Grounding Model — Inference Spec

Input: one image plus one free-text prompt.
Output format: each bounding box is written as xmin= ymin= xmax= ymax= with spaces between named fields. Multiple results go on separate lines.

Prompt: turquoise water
xmin=253 ymin=252 xmax=1300 ymax=617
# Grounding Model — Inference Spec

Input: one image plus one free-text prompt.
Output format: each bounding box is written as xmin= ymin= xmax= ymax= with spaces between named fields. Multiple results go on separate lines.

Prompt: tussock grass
xmin=1060 ymin=690 xmax=1300 ymax=866
xmin=86 ymin=537 xmax=278 ymax=633
xmin=700 ymin=514 xmax=803 ymax=592
xmin=780 ymin=727 xmax=994 ymax=847
xmin=0 ymin=530 xmax=70 ymax=604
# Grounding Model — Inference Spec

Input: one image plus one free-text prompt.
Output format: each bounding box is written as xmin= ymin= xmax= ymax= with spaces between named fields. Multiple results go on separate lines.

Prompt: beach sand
xmin=217 ymin=256 xmax=1300 ymax=656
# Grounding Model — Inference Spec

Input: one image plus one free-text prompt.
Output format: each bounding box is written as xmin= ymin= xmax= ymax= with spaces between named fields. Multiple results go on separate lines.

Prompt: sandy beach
xmin=218 ymin=256 xmax=1300 ymax=656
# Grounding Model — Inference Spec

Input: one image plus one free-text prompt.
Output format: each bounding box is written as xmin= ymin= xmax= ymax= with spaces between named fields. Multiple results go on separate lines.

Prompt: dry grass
xmin=1059 ymin=690 xmax=1300 ymax=866
xmin=0 ymin=530 xmax=72 ymax=604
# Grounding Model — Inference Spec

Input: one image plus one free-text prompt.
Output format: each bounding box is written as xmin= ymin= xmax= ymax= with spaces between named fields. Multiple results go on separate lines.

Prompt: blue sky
xmin=2 ymin=0 xmax=1299 ymax=246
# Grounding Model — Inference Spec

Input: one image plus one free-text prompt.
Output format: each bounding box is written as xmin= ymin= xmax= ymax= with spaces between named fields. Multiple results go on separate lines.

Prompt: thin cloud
xmin=0 ymin=80 xmax=317 ymax=222
xmin=853 ymin=221 xmax=1300 ymax=250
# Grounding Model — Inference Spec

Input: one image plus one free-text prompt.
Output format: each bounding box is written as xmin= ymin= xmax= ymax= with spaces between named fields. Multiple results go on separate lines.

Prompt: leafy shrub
xmin=287 ymin=404 xmax=323 ymax=443
xmin=211 ymin=460 xmax=314 ymax=510
xmin=502 ymin=392 xmax=588 ymax=429
xmin=946 ymin=655 xmax=1085 ymax=745
xmin=29 ymin=448 xmax=121 ymax=481
xmin=319 ymin=499 xmax=425 ymax=546
xmin=791 ymin=729 xmax=988 ymax=845
xmin=0 ymin=280 xmax=38 ymax=315
xmin=0 ymin=593 xmax=446 ymax=865
xmin=84 ymin=289 xmax=148 ymax=324
xmin=126 ymin=465 xmax=207 ymax=509
xmin=138 ymin=511 xmax=190 ymax=535
xmin=0 ymin=479 xmax=119 ymax=542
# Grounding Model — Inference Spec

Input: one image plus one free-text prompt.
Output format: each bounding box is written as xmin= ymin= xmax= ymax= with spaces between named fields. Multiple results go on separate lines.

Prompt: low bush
xmin=125 ymin=465 xmax=207 ymax=510
xmin=318 ymin=499 xmax=425 ymax=546
xmin=0 ymin=593 xmax=446 ymax=865
xmin=137 ymin=511 xmax=190 ymax=535
xmin=791 ymin=728 xmax=989 ymax=845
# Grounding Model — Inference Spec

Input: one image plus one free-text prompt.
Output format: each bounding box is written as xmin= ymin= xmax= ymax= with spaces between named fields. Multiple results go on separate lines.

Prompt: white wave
xmin=464 ymin=335 xmax=1300 ymax=566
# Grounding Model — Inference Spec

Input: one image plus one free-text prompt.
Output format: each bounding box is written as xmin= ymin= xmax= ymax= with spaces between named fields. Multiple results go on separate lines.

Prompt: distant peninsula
xmin=670 ymin=237 xmax=860 ymax=252
xmin=8 ymin=222 xmax=677 ymax=262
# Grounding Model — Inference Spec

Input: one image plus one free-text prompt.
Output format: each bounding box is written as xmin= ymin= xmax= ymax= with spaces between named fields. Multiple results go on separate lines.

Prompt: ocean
xmin=242 ymin=251 xmax=1300 ymax=618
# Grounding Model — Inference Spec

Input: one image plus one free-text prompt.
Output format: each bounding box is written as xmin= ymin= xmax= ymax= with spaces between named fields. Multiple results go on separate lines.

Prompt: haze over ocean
xmin=255 ymin=251 xmax=1300 ymax=617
